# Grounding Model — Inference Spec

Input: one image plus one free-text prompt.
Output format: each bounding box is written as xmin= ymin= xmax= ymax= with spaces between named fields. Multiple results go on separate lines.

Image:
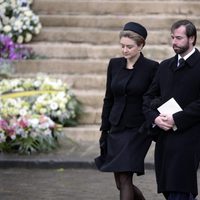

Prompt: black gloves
xmin=99 ymin=131 xmax=108 ymax=156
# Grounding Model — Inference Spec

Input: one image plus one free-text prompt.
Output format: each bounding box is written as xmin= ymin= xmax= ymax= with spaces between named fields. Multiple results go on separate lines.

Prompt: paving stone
xmin=1 ymin=168 xmax=200 ymax=200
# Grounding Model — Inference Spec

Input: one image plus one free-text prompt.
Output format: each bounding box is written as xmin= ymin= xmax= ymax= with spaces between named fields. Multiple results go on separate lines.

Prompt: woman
xmin=95 ymin=22 xmax=158 ymax=200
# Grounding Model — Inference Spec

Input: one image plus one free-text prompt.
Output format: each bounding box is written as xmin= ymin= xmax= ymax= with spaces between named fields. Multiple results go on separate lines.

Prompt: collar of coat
xmin=170 ymin=48 xmax=200 ymax=71
xmin=121 ymin=53 xmax=145 ymax=69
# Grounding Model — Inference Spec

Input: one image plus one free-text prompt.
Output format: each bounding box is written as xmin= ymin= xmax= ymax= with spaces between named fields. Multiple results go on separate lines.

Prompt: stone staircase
xmin=13 ymin=0 xmax=200 ymax=144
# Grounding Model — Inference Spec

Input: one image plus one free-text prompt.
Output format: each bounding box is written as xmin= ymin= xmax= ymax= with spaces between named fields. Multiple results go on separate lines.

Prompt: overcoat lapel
xmin=169 ymin=55 xmax=178 ymax=72
xmin=170 ymin=49 xmax=200 ymax=72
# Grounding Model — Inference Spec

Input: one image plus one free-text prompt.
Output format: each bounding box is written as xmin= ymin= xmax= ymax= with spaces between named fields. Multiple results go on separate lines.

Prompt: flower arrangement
xmin=0 ymin=75 xmax=82 ymax=126
xmin=0 ymin=75 xmax=82 ymax=154
xmin=0 ymin=0 xmax=42 ymax=43
xmin=0 ymin=114 xmax=62 ymax=154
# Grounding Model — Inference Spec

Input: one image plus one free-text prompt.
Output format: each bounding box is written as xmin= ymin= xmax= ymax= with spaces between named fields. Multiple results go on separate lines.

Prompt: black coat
xmin=100 ymin=53 xmax=158 ymax=131
xmin=143 ymin=48 xmax=200 ymax=197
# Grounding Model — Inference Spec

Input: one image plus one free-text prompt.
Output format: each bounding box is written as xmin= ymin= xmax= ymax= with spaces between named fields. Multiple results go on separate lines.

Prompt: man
xmin=143 ymin=19 xmax=200 ymax=200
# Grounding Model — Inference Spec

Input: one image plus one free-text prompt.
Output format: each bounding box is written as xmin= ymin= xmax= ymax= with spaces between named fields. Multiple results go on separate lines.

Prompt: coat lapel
xmin=169 ymin=48 xmax=200 ymax=72
xmin=169 ymin=55 xmax=178 ymax=72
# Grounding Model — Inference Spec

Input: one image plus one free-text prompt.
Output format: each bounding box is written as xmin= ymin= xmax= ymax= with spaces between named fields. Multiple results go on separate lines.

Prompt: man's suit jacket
xmin=100 ymin=54 xmax=158 ymax=131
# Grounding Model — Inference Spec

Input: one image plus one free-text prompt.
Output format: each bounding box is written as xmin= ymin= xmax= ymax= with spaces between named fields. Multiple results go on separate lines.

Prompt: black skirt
xmin=95 ymin=127 xmax=152 ymax=175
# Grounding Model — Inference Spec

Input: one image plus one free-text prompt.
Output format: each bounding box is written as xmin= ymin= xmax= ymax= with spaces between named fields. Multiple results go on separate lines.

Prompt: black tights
xmin=114 ymin=172 xmax=145 ymax=200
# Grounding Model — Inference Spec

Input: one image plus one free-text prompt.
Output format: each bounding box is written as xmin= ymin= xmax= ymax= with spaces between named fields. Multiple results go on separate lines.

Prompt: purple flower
xmin=0 ymin=34 xmax=33 ymax=60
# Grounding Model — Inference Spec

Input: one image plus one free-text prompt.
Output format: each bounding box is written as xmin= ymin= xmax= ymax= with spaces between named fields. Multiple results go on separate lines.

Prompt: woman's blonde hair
xmin=119 ymin=30 xmax=146 ymax=47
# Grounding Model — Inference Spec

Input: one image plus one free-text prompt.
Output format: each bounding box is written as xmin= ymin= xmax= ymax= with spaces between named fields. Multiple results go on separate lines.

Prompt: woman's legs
xmin=114 ymin=172 xmax=146 ymax=200
xmin=114 ymin=172 xmax=134 ymax=200
xmin=133 ymin=185 xmax=146 ymax=200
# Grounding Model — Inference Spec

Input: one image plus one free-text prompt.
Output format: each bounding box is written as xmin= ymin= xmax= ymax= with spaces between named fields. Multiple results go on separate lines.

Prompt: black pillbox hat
xmin=123 ymin=22 xmax=147 ymax=39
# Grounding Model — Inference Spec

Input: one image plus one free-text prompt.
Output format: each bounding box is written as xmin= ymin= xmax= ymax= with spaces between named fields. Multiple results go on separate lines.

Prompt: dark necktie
xmin=178 ymin=58 xmax=185 ymax=68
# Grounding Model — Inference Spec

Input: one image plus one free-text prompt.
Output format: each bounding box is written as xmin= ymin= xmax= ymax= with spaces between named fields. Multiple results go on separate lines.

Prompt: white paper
xmin=157 ymin=98 xmax=182 ymax=131
xmin=157 ymin=98 xmax=182 ymax=114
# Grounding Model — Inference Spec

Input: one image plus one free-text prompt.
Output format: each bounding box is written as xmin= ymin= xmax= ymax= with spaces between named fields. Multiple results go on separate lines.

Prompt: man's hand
xmin=154 ymin=114 xmax=175 ymax=131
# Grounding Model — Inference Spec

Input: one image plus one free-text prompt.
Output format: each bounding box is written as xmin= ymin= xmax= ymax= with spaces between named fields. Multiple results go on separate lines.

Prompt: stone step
xmin=32 ymin=1 xmax=200 ymax=16
xmin=38 ymin=14 xmax=200 ymax=29
xmin=33 ymin=27 xmax=121 ymax=44
xmin=78 ymin=106 xmax=101 ymax=125
xmin=73 ymin=89 xmax=104 ymax=108
xmin=33 ymin=27 xmax=200 ymax=46
xmin=32 ymin=28 xmax=172 ymax=45
xmin=62 ymin=75 xmax=106 ymax=90
xmin=13 ymin=59 xmax=108 ymax=75
xmin=28 ymin=42 xmax=174 ymax=61
xmin=63 ymin=125 xmax=100 ymax=143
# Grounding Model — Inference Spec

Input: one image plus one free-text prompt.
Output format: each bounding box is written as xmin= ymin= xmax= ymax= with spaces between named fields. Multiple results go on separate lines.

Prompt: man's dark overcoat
xmin=143 ymin=48 xmax=200 ymax=197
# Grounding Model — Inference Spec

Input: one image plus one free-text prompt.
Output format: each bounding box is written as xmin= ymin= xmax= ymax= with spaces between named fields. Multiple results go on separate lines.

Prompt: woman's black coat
xmin=143 ymin=48 xmax=200 ymax=197
xmin=100 ymin=53 xmax=158 ymax=131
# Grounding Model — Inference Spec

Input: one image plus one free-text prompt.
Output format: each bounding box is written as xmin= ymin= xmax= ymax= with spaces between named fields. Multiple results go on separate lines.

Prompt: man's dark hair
xmin=171 ymin=19 xmax=197 ymax=45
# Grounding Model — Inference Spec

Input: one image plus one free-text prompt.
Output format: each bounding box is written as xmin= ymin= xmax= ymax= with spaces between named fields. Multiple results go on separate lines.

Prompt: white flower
xmin=29 ymin=118 xmax=39 ymax=128
xmin=10 ymin=134 xmax=16 ymax=140
xmin=24 ymin=10 xmax=32 ymax=17
xmin=57 ymin=92 xmax=66 ymax=99
xmin=10 ymin=79 xmax=21 ymax=87
xmin=3 ymin=25 xmax=12 ymax=33
xmin=17 ymin=35 xmax=23 ymax=43
xmin=36 ymin=95 xmax=45 ymax=103
xmin=33 ymin=80 xmax=41 ymax=88
xmin=25 ymin=32 xmax=32 ymax=42
xmin=34 ymin=24 xmax=41 ymax=34
xmin=19 ymin=109 xmax=27 ymax=116
xmin=50 ymin=102 xmax=58 ymax=110
xmin=14 ymin=20 xmax=23 ymax=30
xmin=22 ymin=25 xmax=27 ymax=30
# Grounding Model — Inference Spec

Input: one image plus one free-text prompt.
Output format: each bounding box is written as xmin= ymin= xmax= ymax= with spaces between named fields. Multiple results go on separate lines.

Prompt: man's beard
xmin=173 ymin=43 xmax=189 ymax=54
